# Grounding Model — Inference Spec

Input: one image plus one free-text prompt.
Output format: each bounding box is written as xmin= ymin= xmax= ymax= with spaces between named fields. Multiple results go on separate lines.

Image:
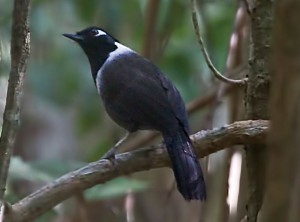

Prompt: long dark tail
xmin=163 ymin=130 xmax=206 ymax=200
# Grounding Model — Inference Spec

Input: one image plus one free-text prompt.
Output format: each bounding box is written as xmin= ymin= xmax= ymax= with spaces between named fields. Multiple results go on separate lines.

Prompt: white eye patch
xmin=93 ymin=29 xmax=106 ymax=37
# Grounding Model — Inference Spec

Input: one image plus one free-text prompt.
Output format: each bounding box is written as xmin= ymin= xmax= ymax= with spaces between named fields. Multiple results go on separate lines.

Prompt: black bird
xmin=63 ymin=27 xmax=206 ymax=200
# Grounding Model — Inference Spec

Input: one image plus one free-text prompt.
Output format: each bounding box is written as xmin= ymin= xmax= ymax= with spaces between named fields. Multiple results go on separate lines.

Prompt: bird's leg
xmin=102 ymin=132 xmax=131 ymax=160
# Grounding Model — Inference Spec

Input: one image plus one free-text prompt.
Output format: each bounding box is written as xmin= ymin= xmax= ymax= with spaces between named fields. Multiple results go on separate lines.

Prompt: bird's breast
xmin=95 ymin=61 xmax=129 ymax=102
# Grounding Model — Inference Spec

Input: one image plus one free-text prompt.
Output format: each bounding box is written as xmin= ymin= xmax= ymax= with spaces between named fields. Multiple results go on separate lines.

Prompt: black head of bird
xmin=63 ymin=27 xmax=206 ymax=201
xmin=63 ymin=27 xmax=120 ymax=79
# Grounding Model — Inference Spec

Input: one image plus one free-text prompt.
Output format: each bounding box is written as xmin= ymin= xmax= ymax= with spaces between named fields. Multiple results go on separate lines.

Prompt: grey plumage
xmin=63 ymin=27 xmax=206 ymax=200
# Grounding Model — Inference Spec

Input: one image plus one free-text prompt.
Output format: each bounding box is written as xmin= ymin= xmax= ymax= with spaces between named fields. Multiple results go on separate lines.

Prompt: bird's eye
xmin=90 ymin=29 xmax=104 ymax=37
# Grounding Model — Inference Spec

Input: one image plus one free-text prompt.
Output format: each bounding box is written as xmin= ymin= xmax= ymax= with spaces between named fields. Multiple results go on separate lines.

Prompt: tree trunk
xmin=261 ymin=1 xmax=300 ymax=221
xmin=245 ymin=0 xmax=273 ymax=221
xmin=0 ymin=0 xmax=30 ymax=200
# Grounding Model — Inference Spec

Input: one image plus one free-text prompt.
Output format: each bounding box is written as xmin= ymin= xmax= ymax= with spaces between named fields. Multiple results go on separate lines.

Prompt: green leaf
xmin=31 ymin=159 xmax=86 ymax=178
xmin=9 ymin=158 xmax=87 ymax=183
xmin=85 ymin=177 xmax=148 ymax=200
xmin=9 ymin=157 xmax=54 ymax=182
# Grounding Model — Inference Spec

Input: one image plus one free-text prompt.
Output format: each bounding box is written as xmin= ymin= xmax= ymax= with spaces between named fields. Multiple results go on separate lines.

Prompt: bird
xmin=63 ymin=27 xmax=206 ymax=200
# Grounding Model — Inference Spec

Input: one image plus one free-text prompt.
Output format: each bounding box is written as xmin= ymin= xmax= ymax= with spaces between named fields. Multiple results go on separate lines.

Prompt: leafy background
xmin=0 ymin=0 xmax=238 ymax=221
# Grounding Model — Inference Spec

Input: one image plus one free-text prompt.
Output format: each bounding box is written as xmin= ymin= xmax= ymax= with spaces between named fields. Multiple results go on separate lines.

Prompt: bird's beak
xmin=63 ymin=33 xmax=83 ymax=42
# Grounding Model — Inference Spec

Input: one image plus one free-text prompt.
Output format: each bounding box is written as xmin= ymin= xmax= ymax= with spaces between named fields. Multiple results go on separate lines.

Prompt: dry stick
xmin=190 ymin=0 xmax=247 ymax=85
xmin=0 ymin=0 xmax=30 ymax=200
xmin=9 ymin=120 xmax=268 ymax=222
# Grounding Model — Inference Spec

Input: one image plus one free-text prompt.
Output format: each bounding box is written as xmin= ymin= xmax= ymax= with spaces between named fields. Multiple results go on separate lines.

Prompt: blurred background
xmin=0 ymin=0 xmax=249 ymax=221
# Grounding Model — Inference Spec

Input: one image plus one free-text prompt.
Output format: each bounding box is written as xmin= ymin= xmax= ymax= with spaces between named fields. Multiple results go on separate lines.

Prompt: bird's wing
xmin=133 ymin=54 xmax=191 ymax=134
xmin=102 ymin=52 xmax=190 ymax=134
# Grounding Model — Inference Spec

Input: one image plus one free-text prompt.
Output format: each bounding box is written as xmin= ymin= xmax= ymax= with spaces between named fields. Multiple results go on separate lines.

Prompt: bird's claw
xmin=102 ymin=147 xmax=117 ymax=165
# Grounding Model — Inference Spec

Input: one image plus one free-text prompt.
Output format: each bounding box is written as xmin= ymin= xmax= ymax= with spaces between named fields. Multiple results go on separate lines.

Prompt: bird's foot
xmin=102 ymin=147 xmax=117 ymax=165
xmin=102 ymin=147 xmax=116 ymax=159
xmin=101 ymin=132 xmax=131 ymax=165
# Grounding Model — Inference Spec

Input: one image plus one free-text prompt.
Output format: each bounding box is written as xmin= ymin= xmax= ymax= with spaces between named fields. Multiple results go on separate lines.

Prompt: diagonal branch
xmin=9 ymin=120 xmax=268 ymax=222
xmin=0 ymin=0 xmax=30 ymax=200
xmin=190 ymin=0 xmax=248 ymax=85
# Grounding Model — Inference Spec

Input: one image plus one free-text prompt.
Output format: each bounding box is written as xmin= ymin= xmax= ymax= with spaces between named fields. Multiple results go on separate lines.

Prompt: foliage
xmin=0 ymin=0 xmax=237 ymax=221
xmin=85 ymin=177 xmax=148 ymax=200
xmin=8 ymin=157 xmax=148 ymax=200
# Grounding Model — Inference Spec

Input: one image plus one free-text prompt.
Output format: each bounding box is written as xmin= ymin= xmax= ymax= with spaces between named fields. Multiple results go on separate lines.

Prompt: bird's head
xmin=63 ymin=27 xmax=121 ymax=76
xmin=63 ymin=26 xmax=119 ymax=55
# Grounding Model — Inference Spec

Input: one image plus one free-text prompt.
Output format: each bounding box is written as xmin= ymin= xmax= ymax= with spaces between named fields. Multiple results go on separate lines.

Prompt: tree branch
xmin=190 ymin=0 xmax=248 ymax=85
xmin=8 ymin=120 xmax=268 ymax=222
xmin=0 ymin=0 xmax=30 ymax=200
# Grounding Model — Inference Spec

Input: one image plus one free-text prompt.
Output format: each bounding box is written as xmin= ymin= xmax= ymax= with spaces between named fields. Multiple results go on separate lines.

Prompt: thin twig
xmin=190 ymin=0 xmax=248 ymax=85
xmin=9 ymin=120 xmax=268 ymax=222
xmin=0 ymin=0 xmax=30 ymax=199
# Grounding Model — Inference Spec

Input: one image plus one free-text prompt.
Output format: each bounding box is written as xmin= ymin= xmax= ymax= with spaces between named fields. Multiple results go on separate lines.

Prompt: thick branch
xmin=9 ymin=120 xmax=268 ymax=222
xmin=0 ymin=0 xmax=30 ymax=199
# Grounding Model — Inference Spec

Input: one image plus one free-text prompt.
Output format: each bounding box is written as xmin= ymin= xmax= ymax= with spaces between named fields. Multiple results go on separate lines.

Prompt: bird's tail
xmin=163 ymin=130 xmax=206 ymax=200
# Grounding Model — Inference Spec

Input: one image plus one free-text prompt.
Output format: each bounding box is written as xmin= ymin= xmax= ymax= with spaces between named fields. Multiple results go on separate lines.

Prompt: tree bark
xmin=0 ymin=0 xmax=30 ymax=200
xmin=244 ymin=0 xmax=273 ymax=221
xmin=261 ymin=1 xmax=300 ymax=221
xmin=8 ymin=120 xmax=268 ymax=222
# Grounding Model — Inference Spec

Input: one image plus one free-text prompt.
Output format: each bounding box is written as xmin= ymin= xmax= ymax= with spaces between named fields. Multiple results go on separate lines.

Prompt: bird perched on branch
xmin=63 ymin=27 xmax=206 ymax=200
